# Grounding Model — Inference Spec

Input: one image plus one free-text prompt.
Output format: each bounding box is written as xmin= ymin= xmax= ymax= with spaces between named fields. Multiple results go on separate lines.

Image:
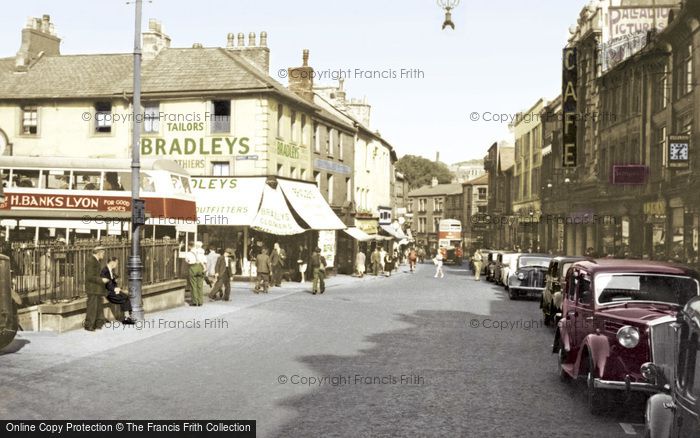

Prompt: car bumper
xmin=508 ymin=286 xmax=545 ymax=295
xmin=593 ymin=376 xmax=658 ymax=393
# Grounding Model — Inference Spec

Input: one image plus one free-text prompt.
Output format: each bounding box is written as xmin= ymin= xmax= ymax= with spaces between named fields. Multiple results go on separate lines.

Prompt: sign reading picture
xmin=562 ymin=47 xmax=577 ymax=168
xmin=667 ymin=134 xmax=690 ymax=169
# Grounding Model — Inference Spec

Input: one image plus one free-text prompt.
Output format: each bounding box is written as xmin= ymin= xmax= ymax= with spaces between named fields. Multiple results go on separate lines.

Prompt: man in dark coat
xmin=255 ymin=247 xmax=272 ymax=293
xmin=84 ymin=246 xmax=107 ymax=331
xmin=208 ymin=248 xmax=234 ymax=301
xmin=270 ymin=243 xmax=285 ymax=287
xmin=100 ymin=257 xmax=135 ymax=324
xmin=310 ymin=247 xmax=326 ymax=295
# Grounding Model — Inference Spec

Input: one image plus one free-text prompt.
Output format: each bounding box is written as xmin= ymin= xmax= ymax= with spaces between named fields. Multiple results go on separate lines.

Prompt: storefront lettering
xmin=141 ymin=137 xmax=250 ymax=156
xmin=276 ymin=140 xmax=300 ymax=159
xmin=7 ymin=194 xmax=99 ymax=209
xmin=191 ymin=178 xmax=238 ymax=190
xmin=562 ymin=47 xmax=578 ymax=168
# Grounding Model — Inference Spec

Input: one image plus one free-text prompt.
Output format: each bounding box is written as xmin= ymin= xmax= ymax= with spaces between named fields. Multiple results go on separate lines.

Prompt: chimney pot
xmin=192 ymin=43 xmax=203 ymax=48
xmin=248 ymin=32 xmax=256 ymax=46
xmin=302 ymin=49 xmax=309 ymax=66
xmin=227 ymin=32 xmax=234 ymax=48
xmin=260 ymin=31 xmax=267 ymax=47
xmin=237 ymin=32 xmax=245 ymax=46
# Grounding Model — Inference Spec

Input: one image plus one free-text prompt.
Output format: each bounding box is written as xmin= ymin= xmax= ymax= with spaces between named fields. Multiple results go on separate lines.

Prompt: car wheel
xmin=558 ymin=346 xmax=570 ymax=383
xmin=586 ymin=355 xmax=606 ymax=415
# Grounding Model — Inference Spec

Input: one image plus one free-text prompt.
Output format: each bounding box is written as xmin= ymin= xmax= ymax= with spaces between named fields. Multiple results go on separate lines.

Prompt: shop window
xmin=140 ymin=174 xmax=156 ymax=192
xmin=74 ymin=171 xmax=101 ymax=190
xmin=103 ymin=171 xmax=129 ymax=191
xmin=478 ymin=187 xmax=487 ymax=200
xmin=300 ymin=168 xmax=307 ymax=180
xmin=95 ymin=102 xmax=112 ymax=133
xmin=326 ymin=127 xmax=332 ymax=156
xmin=211 ymin=162 xmax=230 ymax=176
xmin=314 ymin=171 xmax=320 ymax=187
xmin=339 ymin=133 xmax=344 ymax=161
xmin=290 ymin=167 xmax=297 ymax=179
xmin=21 ymin=106 xmax=38 ymax=135
xmin=44 ymin=170 xmax=71 ymax=189
xmin=0 ymin=168 xmax=9 ymax=188
xmin=211 ymin=100 xmax=231 ymax=133
xmin=12 ymin=169 xmax=40 ymax=188
xmin=346 ymin=177 xmax=351 ymax=203
xmin=277 ymin=164 xmax=284 ymax=177
xmin=143 ymin=102 xmax=160 ymax=133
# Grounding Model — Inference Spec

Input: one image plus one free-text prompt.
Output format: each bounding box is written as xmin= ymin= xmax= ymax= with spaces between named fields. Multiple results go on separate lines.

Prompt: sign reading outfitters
xmin=191 ymin=177 xmax=265 ymax=226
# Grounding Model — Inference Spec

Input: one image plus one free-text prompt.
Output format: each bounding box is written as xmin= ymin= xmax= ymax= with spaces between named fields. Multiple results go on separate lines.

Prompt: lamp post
xmin=437 ymin=0 xmax=460 ymax=30
xmin=128 ymin=0 xmax=145 ymax=321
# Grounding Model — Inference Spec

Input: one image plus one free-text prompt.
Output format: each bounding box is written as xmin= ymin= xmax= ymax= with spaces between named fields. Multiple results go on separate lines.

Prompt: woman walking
xmin=472 ymin=249 xmax=483 ymax=281
xmin=434 ymin=246 xmax=445 ymax=278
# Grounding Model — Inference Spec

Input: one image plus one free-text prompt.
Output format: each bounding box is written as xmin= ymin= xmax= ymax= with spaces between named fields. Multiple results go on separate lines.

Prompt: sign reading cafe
xmin=562 ymin=47 xmax=577 ymax=168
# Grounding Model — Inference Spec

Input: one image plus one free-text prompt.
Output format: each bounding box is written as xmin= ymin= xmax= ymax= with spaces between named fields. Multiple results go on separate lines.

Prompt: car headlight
xmin=517 ymin=272 xmax=525 ymax=280
xmin=617 ymin=326 xmax=640 ymax=349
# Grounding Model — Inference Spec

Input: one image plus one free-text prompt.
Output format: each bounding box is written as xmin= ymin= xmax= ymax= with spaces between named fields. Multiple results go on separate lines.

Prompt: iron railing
xmin=7 ymin=238 xmax=180 ymax=307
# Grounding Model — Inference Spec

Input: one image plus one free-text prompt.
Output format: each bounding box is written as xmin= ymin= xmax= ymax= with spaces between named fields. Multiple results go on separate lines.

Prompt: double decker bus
xmin=438 ymin=218 xmax=463 ymax=265
xmin=0 ymin=156 xmax=196 ymax=243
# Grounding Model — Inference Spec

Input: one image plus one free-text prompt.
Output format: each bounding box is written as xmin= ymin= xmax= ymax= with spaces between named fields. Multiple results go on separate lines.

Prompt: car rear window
xmin=595 ymin=274 xmax=699 ymax=306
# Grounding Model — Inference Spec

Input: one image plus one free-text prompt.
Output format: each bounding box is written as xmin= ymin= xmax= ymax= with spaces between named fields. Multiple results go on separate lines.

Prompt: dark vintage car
xmin=642 ymin=296 xmax=700 ymax=438
xmin=552 ymin=259 xmax=700 ymax=415
xmin=506 ymin=254 xmax=552 ymax=300
xmin=485 ymin=250 xmax=501 ymax=282
xmin=541 ymin=256 xmax=590 ymax=326
xmin=493 ymin=252 xmax=512 ymax=285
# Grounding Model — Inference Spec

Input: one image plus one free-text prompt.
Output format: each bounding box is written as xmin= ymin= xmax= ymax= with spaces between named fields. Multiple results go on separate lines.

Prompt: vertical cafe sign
xmin=562 ymin=47 xmax=577 ymax=168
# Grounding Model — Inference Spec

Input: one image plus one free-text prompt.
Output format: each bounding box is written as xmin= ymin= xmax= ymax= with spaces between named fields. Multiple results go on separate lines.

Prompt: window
xmin=140 ymin=174 xmax=156 ymax=192
xmin=21 ymin=106 xmax=38 ymax=135
xmin=74 ymin=171 xmax=100 ymax=190
xmin=277 ymin=104 xmax=283 ymax=138
xmin=277 ymin=164 xmax=284 ymax=177
xmin=44 ymin=170 xmax=71 ymax=189
xmin=12 ymin=169 xmax=39 ymax=188
xmin=478 ymin=187 xmax=487 ymax=200
xmin=211 ymin=100 xmax=231 ymax=133
xmin=211 ymin=162 xmax=230 ymax=176
xmin=686 ymin=44 xmax=694 ymax=95
xmin=326 ymin=127 xmax=332 ymax=156
xmin=678 ymin=112 xmax=693 ymax=135
xmin=103 ymin=171 xmax=130 ymax=191
xmin=419 ymin=198 xmax=427 ymax=212
xmin=418 ymin=217 xmax=427 ymax=233
xmin=314 ymin=171 xmax=320 ymax=187
xmin=477 ymin=205 xmax=487 ymax=214
xmin=327 ymin=174 xmax=334 ymax=203
xmin=290 ymin=166 xmax=297 ymax=179
xmin=0 ymin=169 xmax=9 ymax=188
xmin=346 ymin=177 xmax=351 ymax=203
xmin=290 ymin=110 xmax=297 ymax=143
xmin=339 ymin=133 xmax=344 ymax=160
xmin=301 ymin=115 xmax=308 ymax=145
xmin=313 ymin=122 xmax=320 ymax=153
xmin=143 ymin=102 xmax=160 ymax=133
xmin=95 ymin=102 xmax=112 ymax=133
xmin=433 ymin=217 xmax=442 ymax=233
xmin=300 ymin=169 xmax=307 ymax=180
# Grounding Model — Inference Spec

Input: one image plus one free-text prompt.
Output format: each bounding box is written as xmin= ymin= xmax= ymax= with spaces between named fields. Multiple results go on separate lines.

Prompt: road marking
xmin=619 ymin=423 xmax=642 ymax=435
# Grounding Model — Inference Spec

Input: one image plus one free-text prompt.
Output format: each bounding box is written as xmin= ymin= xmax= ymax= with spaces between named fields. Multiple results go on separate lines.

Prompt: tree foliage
xmin=396 ymin=155 xmax=455 ymax=190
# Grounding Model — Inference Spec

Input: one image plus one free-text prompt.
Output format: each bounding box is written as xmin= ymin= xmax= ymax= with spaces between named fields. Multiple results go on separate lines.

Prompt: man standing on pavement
xmin=255 ymin=247 xmax=272 ymax=293
xmin=355 ymin=249 xmax=366 ymax=277
xmin=371 ymin=247 xmax=381 ymax=276
xmin=84 ymin=246 xmax=107 ymax=331
xmin=208 ymin=248 xmax=234 ymax=301
xmin=379 ymin=246 xmax=387 ymax=275
xmin=310 ymin=247 xmax=326 ymax=294
xmin=205 ymin=245 xmax=220 ymax=287
xmin=271 ymin=242 xmax=285 ymax=287
xmin=472 ymin=249 xmax=483 ymax=281
xmin=186 ymin=252 xmax=205 ymax=306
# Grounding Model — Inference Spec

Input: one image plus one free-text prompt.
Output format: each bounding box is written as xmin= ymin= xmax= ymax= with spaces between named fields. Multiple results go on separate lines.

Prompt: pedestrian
xmin=271 ymin=242 xmax=285 ymax=287
xmin=417 ymin=246 xmax=425 ymax=263
xmin=310 ymin=247 xmax=326 ymax=294
xmin=84 ymin=246 xmax=108 ymax=331
xmin=384 ymin=250 xmax=394 ymax=277
xmin=100 ymin=257 xmax=136 ymax=322
xmin=434 ymin=246 xmax=445 ymax=278
xmin=379 ymin=246 xmax=387 ymax=275
xmin=472 ymin=249 xmax=483 ymax=281
xmin=186 ymin=252 xmax=205 ymax=306
xmin=408 ymin=247 xmax=417 ymax=273
xmin=371 ymin=247 xmax=381 ymax=276
xmin=297 ymin=244 xmax=308 ymax=283
xmin=206 ymin=245 xmax=220 ymax=287
xmin=208 ymin=248 xmax=234 ymax=301
xmin=255 ymin=247 xmax=272 ymax=293
xmin=355 ymin=250 xmax=366 ymax=278
xmin=393 ymin=249 xmax=400 ymax=272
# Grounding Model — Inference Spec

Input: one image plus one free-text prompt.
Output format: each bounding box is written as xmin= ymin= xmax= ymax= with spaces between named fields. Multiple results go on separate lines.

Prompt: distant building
xmin=449 ymin=159 xmax=485 ymax=183
xmin=407 ymin=177 xmax=462 ymax=252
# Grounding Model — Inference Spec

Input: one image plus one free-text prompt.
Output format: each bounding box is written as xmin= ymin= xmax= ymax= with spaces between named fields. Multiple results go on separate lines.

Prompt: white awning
xmin=251 ymin=185 xmax=305 ymax=235
xmin=344 ymin=227 xmax=373 ymax=241
xmin=278 ymin=179 xmax=346 ymax=230
xmin=380 ymin=224 xmax=406 ymax=240
xmin=191 ymin=177 xmax=265 ymax=226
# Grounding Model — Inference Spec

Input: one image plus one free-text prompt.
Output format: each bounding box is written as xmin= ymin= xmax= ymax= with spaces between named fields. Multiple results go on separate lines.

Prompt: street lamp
xmin=437 ymin=0 xmax=460 ymax=30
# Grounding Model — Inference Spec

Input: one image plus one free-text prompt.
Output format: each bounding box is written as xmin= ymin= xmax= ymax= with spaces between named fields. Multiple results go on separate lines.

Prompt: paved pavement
xmin=1 ymin=263 xmax=646 ymax=437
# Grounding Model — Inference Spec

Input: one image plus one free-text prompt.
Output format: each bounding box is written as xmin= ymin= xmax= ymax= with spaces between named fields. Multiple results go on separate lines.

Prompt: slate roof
xmin=407 ymin=183 xmax=463 ymax=197
xmin=463 ymin=173 xmax=489 ymax=186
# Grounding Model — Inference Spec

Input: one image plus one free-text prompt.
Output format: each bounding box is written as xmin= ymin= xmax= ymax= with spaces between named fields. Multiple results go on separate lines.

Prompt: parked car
xmin=487 ymin=251 xmax=504 ymax=282
xmin=553 ymin=259 xmax=700 ymax=415
xmin=499 ymin=252 xmax=521 ymax=287
xmin=506 ymin=254 xmax=552 ymax=300
xmin=541 ymin=256 xmax=590 ymax=326
xmin=493 ymin=252 xmax=508 ymax=285
xmin=642 ymin=296 xmax=700 ymax=438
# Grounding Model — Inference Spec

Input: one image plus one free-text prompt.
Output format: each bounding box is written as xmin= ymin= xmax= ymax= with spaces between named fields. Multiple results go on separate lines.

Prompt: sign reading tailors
xmin=191 ymin=177 xmax=265 ymax=226
xmin=562 ymin=47 xmax=578 ymax=168
xmin=667 ymin=134 xmax=690 ymax=169
xmin=318 ymin=230 xmax=336 ymax=268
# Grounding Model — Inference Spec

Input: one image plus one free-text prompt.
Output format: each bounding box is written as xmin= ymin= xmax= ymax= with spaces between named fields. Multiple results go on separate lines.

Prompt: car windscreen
xmin=559 ymin=262 xmax=574 ymax=281
xmin=595 ymin=274 xmax=699 ymax=306
xmin=518 ymin=257 xmax=550 ymax=268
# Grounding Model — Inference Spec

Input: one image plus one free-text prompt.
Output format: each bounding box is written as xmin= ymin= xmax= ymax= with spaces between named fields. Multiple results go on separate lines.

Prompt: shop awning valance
xmin=251 ymin=185 xmax=305 ymax=235
xmin=344 ymin=227 xmax=373 ymax=241
xmin=380 ymin=224 xmax=407 ymax=240
xmin=192 ymin=177 xmax=266 ymax=226
xmin=278 ymin=179 xmax=346 ymax=230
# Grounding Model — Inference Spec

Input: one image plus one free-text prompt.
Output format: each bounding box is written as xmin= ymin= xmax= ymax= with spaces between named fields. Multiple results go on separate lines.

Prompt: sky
xmin=0 ymin=0 xmax=587 ymax=164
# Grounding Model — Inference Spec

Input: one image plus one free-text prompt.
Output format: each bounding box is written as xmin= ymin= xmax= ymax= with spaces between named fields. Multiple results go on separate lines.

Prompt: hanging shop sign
xmin=251 ymin=185 xmax=305 ymax=235
xmin=643 ymin=200 xmax=666 ymax=216
xmin=611 ymin=165 xmax=648 ymax=185
xmin=562 ymin=47 xmax=578 ymax=168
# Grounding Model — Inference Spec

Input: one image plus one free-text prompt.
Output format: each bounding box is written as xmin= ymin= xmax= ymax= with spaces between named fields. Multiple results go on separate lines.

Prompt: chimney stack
xmin=142 ymin=19 xmax=171 ymax=61
xmin=287 ymin=49 xmax=314 ymax=102
xmin=226 ymin=30 xmax=270 ymax=73
xmin=15 ymin=14 xmax=61 ymax=71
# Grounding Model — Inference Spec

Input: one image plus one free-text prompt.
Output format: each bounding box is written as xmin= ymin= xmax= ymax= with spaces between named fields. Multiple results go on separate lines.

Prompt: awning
xmin=278 ymin=179 xmax=346 ymax=230
xmin=344 ymin=227 xmax=373 ymax=241
xmin=380 ymin=224 xmax=406 ymax=240
xmin=191 ymin=177 xmax=265 ymax=226
xmin=251 ymin=185 xmax=305 ymax=235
